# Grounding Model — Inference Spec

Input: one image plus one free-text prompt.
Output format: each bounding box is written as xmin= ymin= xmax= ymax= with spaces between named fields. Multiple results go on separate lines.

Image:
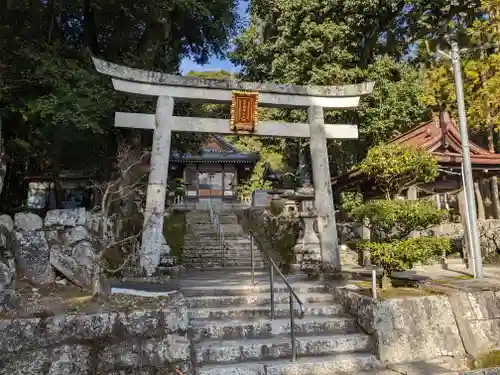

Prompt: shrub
xmin=350 ymin=199 xmax=448 ymax=241
xmin=359 ymin=143 xmax=438 ymax=199
xmin=359 ymin=237 xmax=451 ymax=273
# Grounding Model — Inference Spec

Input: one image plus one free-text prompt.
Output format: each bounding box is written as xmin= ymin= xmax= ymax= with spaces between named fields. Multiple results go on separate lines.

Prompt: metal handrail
xmin=248 ymin=229 xmax=305 ymax=361
xmin=207 ymin=199 xmax=226 ymax=266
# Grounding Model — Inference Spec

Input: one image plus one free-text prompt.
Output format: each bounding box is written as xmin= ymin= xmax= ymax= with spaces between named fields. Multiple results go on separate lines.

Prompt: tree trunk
xmin=83 ymin=0 xmax=99 ymax=53
xmin=52 ymin=124 xmax=64 ymax=209
xmin=487 ymin=126 xmax=500 ymax=219
xmin=490 ymin=177 xmax=500 ymax=219
xmin=0 ymin=118 xmax=6 ymax=197
xmin=474 ymin=181 xmax=486 ymax=220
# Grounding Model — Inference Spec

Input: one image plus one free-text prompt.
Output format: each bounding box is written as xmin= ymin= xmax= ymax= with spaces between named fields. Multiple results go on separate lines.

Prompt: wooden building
xmin=168 ymin=135 xmax=260 ymax=203
xmin=332 ymin=112 xmax=500 ymax=219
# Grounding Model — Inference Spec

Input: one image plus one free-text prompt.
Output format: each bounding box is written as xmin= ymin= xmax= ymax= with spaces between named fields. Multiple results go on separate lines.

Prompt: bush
xmin=359 ymin=237 xmax=451 ymax=273
xmin=359 ymin=143 xmax=438 ymax=199
xmin=163 ymin=212 xmax=186 ymax=261
xmin=350 ymin=199 xmax=448 ymax=241
xmin=242 ymin=208 xmax=300 ymax=272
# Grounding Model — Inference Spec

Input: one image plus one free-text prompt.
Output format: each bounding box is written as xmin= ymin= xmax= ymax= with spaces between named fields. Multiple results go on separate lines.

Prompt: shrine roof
xmin=170 ymin=135 xmax=260 ymax=164
xmin=332 ymin=112 xmax=500 ymax=188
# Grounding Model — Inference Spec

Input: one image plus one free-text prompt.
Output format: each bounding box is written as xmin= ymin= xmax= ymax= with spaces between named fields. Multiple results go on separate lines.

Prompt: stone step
xmin=184 ymin=232 xmax=244 ymax=238
xmin=443 ymin=258 xmax=467 ymax=265
xmin=188 ymin=303 xmax=344 ymax=320
xmin=190 ymin=316 xmax=359 ymax=342
xmin=197 ymin=353 xmax=381 ymax=375
xmin=182 ymin=257 xmax=263 ymax=264
xmin=182 ymin=253 xmax=265 ymax=264
xmin=182 ymin=250 xmax=257 ymax=257
xmin=183 ymin=238 xmax=251 ymax=245
xmin=182 ymin=248 xmax=255 ymax=253
xmin=183 ymin=262 xmax=266 ymax=269
xmin=194 ymin=333 xmax=372 ymax=365
xmin=186 ymin=292 xmax=335 ymax=309
xmin=182 ymin=284 xmax=329 ymax=297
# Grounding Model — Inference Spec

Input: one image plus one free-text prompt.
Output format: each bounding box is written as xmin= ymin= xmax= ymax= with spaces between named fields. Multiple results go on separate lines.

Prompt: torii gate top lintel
xmin=92 ymin=57 xmax=374 ymax=99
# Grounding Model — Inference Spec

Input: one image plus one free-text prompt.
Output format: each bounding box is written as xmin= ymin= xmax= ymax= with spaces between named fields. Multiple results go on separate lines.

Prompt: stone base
xmin=157 ymin=265 xmax=186 ymax=279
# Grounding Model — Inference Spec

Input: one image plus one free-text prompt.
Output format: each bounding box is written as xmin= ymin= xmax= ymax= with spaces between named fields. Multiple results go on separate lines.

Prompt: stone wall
xmin=0 ymin=292 xmax=191 ymax=374
xmin=334 ymin=285 xmax=465 ymax=364
xmin=0 ymin=214 xmax=16 ymax=313
xmin=13 ymin=209 xmax=103 ymax=290
xmin=429 ymin=220 xmax=500 ymax=260
xmin=448 ymin=291 xmax=500 ymax=357
xmin=333 ymin=286 xmax=500 ymax=365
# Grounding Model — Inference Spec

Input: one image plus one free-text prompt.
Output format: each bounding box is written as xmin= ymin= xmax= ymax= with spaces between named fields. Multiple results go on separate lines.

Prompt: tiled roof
xmin=332 ymin=111 xmax=500 ymax=188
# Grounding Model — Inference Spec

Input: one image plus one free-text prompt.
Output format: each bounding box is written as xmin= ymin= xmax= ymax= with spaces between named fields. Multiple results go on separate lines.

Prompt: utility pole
xmin=437 ymin=41 xmax=484 ymax=278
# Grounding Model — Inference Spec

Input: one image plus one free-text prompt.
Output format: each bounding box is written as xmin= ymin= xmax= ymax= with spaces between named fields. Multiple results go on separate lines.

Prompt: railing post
xmin=290 ymin=289 xmax=297 ymax=361
xmin=269 ymin=264 xmax=275 ymax=320
xmin=250 ymin=234 xmax=255 ymax=286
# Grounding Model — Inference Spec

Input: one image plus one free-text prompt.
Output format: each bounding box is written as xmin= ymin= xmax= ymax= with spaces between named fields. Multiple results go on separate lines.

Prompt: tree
xmin=231 ymin=0 xmax=459 ymax=174
xmin=359 ymin=143 xmax=439 ymax=199
xmin=421 ymin=0 xmax=500 ymax=218
xmin=342 ymin=144 xmax=447 ymax=281
xmin=0 ymin=0 xmax=240 ymax=209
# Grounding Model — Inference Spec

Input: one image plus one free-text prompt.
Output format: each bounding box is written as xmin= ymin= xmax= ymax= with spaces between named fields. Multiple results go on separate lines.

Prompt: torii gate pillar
xmin=141 ymin=96 xmax=173 ymax=274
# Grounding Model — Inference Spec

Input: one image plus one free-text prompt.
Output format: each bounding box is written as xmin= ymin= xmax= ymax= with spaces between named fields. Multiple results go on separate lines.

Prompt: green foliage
xmin=359 ymin=237 xmax=451 ymax=274
xmin=340 ymin=191 xmax=363 ymax=216
xmin=359 ymin=143 xmax=439 ymax=198
xmin=163 ymin=213 xmax=186 ymax=261
xmin=242 ymin=209 xmax=300 ymax=272
xmin=350 ymin=199 xmax=448 ymax=242
xmin=0 ymin=0 xmax=240 ymax=207
xmin=168 ymin=178 xmax=186 ymax=197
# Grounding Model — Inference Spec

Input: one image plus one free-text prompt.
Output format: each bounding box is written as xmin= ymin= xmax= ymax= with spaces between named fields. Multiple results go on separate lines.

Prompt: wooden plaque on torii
xmin=230 ymin=91 xmax=259 ymax=133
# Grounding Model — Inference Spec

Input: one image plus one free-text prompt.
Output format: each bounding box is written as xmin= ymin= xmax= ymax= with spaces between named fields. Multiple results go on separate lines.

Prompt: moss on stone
xmin=472 ymin=350 xmax=500 ymax=369
xmin=357 ymin=286 xmax=444 ymax=299
xmin=163 ymin=212 xmax=186 ymax=261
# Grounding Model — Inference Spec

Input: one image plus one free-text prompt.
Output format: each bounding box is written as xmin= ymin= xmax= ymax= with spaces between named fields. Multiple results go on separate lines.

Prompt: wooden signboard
xmin=230 ymin=91 xmax=259 ymax=133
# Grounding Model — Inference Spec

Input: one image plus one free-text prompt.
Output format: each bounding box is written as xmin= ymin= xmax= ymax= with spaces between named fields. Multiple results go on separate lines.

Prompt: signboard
xmin=252 ymin=190 xmax=270 ymax=208
xmin=230 ymin=91 xmax=259 ymax=133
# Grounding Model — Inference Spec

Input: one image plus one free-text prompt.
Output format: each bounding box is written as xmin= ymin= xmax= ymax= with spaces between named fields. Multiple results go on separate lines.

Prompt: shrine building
xmin=332 ymin=111 xmax=500 ymax=219
xmin=168 ymin=135 xmax=260 ymax=203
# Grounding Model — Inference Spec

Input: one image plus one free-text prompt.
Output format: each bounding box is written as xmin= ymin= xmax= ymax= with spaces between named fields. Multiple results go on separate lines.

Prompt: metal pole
xmin=371 ymin=269 xmax=377 ymax=299
xmin=450 ymin=41 xmax=484 ymax=278
xmin=461 ymin=163 xmax=477 ymax=277
xmin=289 ymin=290 xmax=297 ymax=361
xmin=269 ymin=265 xmax=275 ymax=320
xmin=250 ymin=234 xmax=255 ymax=286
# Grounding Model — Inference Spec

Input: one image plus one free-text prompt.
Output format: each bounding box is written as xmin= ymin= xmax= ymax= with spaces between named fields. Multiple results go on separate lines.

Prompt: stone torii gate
xmin=92 ymin=57 xmax=374 ymax=275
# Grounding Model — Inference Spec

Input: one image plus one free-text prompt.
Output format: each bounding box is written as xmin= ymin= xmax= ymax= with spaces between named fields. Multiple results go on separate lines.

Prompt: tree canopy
xmin=0 ymin=0 xmax=240 ymax=208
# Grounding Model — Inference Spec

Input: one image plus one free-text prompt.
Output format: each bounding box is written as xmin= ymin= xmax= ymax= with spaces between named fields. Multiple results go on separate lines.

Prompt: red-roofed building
xmin=332 ymin=112 xmax=500 ymax=219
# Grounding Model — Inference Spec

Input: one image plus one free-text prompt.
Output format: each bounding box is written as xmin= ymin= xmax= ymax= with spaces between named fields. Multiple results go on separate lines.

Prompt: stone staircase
xmin=181 ymin=270 xmax=381 ymax=375
xmin=183 ymin=210 xmax=265 ymax=269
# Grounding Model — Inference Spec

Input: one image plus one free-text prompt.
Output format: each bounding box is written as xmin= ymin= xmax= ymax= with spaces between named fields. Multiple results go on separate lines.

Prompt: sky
xmin=179 ymin=1 xmax=249 ymax=75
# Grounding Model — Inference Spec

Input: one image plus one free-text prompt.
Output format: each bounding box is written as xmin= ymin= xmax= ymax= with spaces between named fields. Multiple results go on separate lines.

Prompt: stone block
xmin=14 ymin=212 xmax=43 ymax=231
xmin=448 ymin=291 xmax=500 ymax=357
xmin=50 ymin=240 xmax=97 ymax=289
xmin=334 ymin=287 xmax=466 ymax=364
xmin=0 ymin=303 xmax=189 ymax=354
xmin=0 ymin=215 xmax=14 ymax=232
xmin=44 ymin=208 xmax=86 ymax=228
xmin=97 ymin=335 xmax=190 ymax=371
xmin=0 ymin=344 xmax=91 ymax=375
xmin=14 ymin=230 xmax=54 ymax=285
